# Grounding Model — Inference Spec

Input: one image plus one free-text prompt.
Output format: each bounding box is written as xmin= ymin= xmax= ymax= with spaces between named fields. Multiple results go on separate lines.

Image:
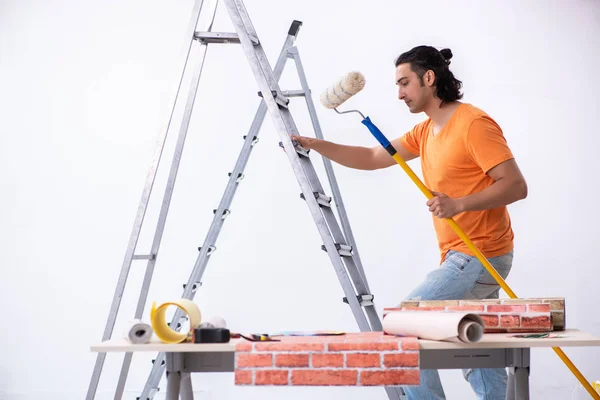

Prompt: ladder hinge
xmin=321 ymin=243 xmax=353 ymax=257
xmin=300 ymin=191 xmax=331 ymax=207
xmin=197 ymin=245 xmax=216 ymax=255
xmin=213 ymin=209 xmax=231 ymax=219
xmin=343 ymin=294 xmax=374 ymax=307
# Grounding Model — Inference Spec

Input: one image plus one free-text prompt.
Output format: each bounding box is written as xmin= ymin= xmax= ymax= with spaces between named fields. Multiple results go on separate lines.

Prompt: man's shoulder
xmin=457 ymin=103 xmax=502 ymax=134
xmin=457 ymin=103 xmax=490 ymax=122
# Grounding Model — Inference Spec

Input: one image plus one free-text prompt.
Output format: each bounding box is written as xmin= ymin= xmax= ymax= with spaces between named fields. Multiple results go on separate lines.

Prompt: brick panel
xmin=234 ymin=332 xmax=419 ymax=386
xmin=385 ymin=297 xmax=559 ymax=333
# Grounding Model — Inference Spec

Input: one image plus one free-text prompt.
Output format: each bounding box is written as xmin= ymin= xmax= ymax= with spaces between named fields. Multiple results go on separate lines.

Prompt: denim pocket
xmin=444 ymin=251 xmax=473 ymax=271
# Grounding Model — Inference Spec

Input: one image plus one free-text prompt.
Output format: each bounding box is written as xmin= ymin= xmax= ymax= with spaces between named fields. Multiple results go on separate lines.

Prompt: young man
xmin=291 ymin=45 xmax=528 ymax=400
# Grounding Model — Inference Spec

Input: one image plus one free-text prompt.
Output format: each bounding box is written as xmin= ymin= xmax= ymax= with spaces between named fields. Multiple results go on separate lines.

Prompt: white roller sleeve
xmin=320 ymin=71 xmax=366 ymax=109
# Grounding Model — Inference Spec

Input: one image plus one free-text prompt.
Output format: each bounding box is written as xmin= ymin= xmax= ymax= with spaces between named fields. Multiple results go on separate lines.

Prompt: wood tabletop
xmin=91 ymin=329 xmax=600 ymax=353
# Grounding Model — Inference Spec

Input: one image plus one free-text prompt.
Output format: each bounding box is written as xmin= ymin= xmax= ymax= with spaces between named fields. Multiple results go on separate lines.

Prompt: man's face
xmin=395 ymin=63 xmax=433 ymax=113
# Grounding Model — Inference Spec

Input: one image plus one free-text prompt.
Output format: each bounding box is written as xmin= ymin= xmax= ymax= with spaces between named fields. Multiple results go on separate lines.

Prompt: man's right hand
xmin=290 ymin=135 xmax=317 ymax=150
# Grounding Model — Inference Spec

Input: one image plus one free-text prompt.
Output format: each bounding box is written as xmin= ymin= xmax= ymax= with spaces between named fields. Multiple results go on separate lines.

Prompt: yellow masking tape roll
xmin=150 ymin=299 xmax=202 ymax=343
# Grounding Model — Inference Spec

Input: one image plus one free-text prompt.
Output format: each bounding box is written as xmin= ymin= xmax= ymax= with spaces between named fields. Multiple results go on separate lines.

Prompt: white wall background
xmin=1 ymin=0 xmax=599 ymax=399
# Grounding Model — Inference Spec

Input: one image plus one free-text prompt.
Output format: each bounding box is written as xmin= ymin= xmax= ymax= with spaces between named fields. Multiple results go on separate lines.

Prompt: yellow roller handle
xmin=387 ymin=152 xmax=599 ymax=399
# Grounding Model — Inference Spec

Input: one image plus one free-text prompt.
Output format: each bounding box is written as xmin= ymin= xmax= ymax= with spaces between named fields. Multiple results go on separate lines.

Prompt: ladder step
xmin=321 ymin=243 xmax=353 ymax=257
xmin=281 ymin=90 xmax=306 ymax=97
xmin=194 ymin=32 xmax=240 ymax=44
xmin=343 ymin=294 xmax=374 ymax=307
xmin=132 ymin=254 xmax=156 ymax=260
xmin=300 ymin=191 xmax=331 ymax=207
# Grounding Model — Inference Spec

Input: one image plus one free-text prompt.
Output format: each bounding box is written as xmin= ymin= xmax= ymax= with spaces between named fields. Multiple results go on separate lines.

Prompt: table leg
xmin=165 ymin=370 xmax=181 ymax=400
xmin=506 ymin=348 xmax=531 ymax=400
xmin=513 ymin=366 xmax=530 ymax=400
xmin=506 ymin=368 xmax=515 ymax=400
xmin=165 ymin=352 xmax=184 ymax=400
xmin=180 ymin=371 xmax=194 ymax=400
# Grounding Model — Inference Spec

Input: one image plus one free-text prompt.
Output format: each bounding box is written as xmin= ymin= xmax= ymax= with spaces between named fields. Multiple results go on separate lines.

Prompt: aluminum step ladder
xmin=86 ymin=0 xmax=404 ymax=399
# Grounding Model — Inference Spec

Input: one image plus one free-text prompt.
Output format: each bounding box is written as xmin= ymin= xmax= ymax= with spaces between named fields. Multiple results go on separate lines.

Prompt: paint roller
xmin=319 ymin=71 xmax=600 ymax=399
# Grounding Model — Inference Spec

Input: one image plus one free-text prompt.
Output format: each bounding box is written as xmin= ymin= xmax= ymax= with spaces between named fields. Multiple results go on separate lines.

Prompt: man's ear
xmin=425 ymin=70 xmax=435 ymax=87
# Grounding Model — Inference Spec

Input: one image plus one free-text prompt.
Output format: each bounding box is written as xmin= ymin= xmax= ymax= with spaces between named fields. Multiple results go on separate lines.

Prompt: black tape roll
xmin=193 ymin=328 xmax=231 ymax=343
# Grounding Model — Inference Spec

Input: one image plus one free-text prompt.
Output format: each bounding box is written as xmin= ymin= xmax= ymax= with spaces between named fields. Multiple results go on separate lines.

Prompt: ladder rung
xmin=197 ymin=245 xmax=216 ymax=255
xmin=282 ymin=90 xmax=305 ymax=97
xmin=279 ymin=140 xmax=309 ymax=157
xmin=343 ymin=294 xmax=374 ymax=307
xmin=300 ymin=191 xmax=331 ymax=207
xmin=258 ymin=90 xmax=289 ymax=108
xmin=213 ymin=209 xmax=231 ymax=219
xmin=132 ymin=254 xmax=156 ymax=260
xmin=136 ymin=386 xmax=160 ymax=400
xmin=194 ymin=32 xmax=240 ymax=44
xmin=228 ymin=172 xmax=245 ymax=182
xmin=183 ymin=282 xmax=202 ymax=292
xmin=321 ymin=243 xmax=353 ymax=257
xmin=243 ymin=135 xmax=259 ymax=146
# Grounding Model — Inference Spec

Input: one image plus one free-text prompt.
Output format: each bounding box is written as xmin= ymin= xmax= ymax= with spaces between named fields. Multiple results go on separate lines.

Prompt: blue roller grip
xmin=361 ymin=116 xmax=397 ymax=156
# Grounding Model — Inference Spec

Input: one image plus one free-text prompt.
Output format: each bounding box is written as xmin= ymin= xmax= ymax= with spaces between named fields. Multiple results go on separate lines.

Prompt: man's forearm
xmin=310 ymin=140 xmax=376 ymax=170
xmin=457 ymin=178 xmax=528 ymax=212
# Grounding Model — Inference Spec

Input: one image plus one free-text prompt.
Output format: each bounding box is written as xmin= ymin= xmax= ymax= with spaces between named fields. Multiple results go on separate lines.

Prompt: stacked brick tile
xmin=384 ymin=297 xmax=565 ymax=333
xmin=234 ymin=331 xmax=420 ymax=386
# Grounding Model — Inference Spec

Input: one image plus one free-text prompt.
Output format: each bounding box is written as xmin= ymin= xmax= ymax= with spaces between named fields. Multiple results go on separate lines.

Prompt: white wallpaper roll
xmin=124 ymin=319 xmax=153 ymax=344
xmin=383 ymin=311 xmax=484 ymax=343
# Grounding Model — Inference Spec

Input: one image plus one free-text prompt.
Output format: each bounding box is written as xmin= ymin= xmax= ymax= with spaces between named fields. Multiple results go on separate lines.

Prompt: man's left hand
xmin=426 ymin=191 xmax=462 ymax=219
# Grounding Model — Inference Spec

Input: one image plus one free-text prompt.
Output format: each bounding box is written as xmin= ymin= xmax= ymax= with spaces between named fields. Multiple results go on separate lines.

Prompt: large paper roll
xmin=383 ymin=311 xmax=485 ymax=343
xmin=150 ymin=299 xmax=202 ymax=344
xmin=124 ymin=319 xmax=153 ymax=344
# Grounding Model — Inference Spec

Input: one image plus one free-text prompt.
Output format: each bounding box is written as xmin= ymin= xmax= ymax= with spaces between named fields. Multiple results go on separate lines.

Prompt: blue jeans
xmin=401 ymin=249 xmax=514 ymax=400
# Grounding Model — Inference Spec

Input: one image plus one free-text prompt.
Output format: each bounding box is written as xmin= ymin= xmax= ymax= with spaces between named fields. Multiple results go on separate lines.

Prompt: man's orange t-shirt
xmin=399 ymin=103 xmax=515 ymax=263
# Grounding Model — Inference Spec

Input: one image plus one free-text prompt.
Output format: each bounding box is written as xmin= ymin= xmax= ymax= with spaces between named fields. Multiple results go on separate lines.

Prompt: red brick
xmin=328 ymin=342 xmax=398 ymax=351
xmin=255 ymin=370 xmax=289 ymax=385
xmin=486 ymin=328 xmax=509 ymax=333
xmin=275 ymin=354 xmax=309 ymax=367
xmin=292 ymin=369 xmax=358 ymax=385
xmin=360 ymin=370 xmax=420 ymax=386
xmin=254 ymin=342 xmax=325 ymax=352
xmin=527 ymin=304 xmax=551 ymax=312
xmin=346 ymin=353 xmax=380 ymax=368
xmin=500 ymin=315 xmax=520 ymax=328
xmin=400 ymin=306 xmax=445 ymax=311
xmin=521 ymin=316 xmax=552 ymax=329
xmin=401 ymin=340 xmax=420 ymax=350
xmin=487 ymin=305 xmax=526 ymax=313
xmin=480 ymin=314 xmax=499 ymax=327
xmin=384 ymin=353 xmax=419 ymax=367
xmin=234 ymin=370 xmax=252 ymax=385
xmin=236 ymin=353 xmax=272 ymax=368
xmin=235 ymin=341 xmax=253 ymax=352
xmin=311 ymin=353 xmax=344 ymax=367
xmin=446 ymin=305 xmax=485 ymax=311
